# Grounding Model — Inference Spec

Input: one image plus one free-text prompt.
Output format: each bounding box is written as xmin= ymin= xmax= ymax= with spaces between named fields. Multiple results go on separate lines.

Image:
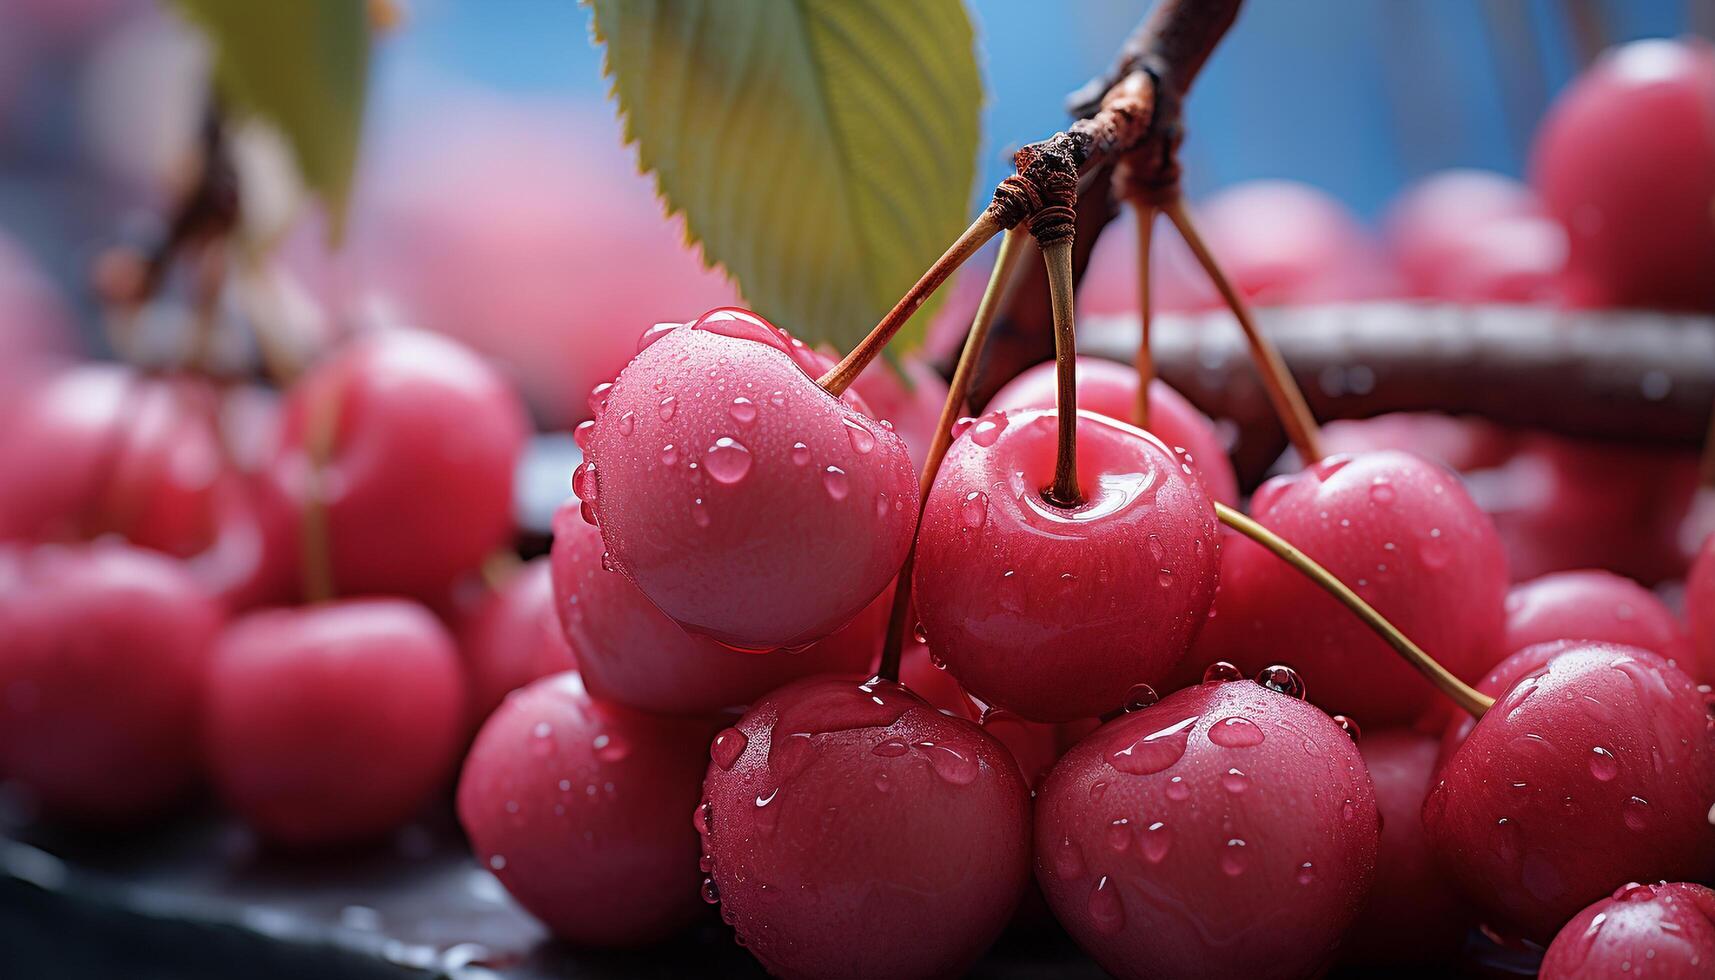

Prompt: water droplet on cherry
xmin=1255 ymin=664 xmax=1306 ymax=699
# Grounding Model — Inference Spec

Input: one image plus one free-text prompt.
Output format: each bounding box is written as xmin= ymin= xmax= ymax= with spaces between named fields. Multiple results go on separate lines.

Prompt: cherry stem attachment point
xmin=1129 ymin=197 xmax=1157 ymax=430
xmin=1213 ymin=501 xmax=1494 ymax=719
xmin=1042 ymin=239 xmax=1083 ymax=508
xmin=818 ymin=211 xmax=1003 ymax=398
xmin=878 ymin=229 xmax=1031 ymax=682
xmin=1163 ymin=197 xmax=1325 ymax=464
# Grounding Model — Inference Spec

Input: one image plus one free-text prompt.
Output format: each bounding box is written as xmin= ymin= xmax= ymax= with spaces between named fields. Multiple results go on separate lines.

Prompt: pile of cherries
xmin=1 ymin=34 xmax=1714 ymax=980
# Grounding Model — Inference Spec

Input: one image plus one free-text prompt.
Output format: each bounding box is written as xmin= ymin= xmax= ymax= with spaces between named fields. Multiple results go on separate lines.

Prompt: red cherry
xmin=1424 ymin=643 xmax=1715 ymax=941
xmin=1340 ymin=730 xmax=1471 ymax=968
xmin=1689 ymin=533 xmax=1715 ymax=681
xmin=0 ymin=542 xmax=221 ymax=823
xmin=548 ymin=502 xmax=879 ymax=715
xmin=1317 ymin=412 xmax=1516 ymax=475
xmin=985 ymin=357 xmax=1238 ymax=505
xmin=1191 ymin=450 xmax=1508 ymax=724
xmin=204 ymin=598 xmax=467 ymax=847
xmin=851 ymin=355 xmax=949 ymax=473
xmin=582 ymin=309 xmax=917 ymax=651
xmin=1384 ymin=169 xmax=1567 ymax=303
xmin=455 ymin=557 xmax=576 ymax=727
xmin=698 ymin=675 xmax=1031 ymax=979
xmin=457 ymin=671 xmax=715 ymax=946
xmin=1503 ymin=570 xmax=1691 ymax=665
xmin=264 ymin=329 xmax=528 ymax=600
xmin=1034 ymin=679 xmax=1379 ymax=980
xmin=1540 ymin=881 xmax=1715 ymax=979
xmin=1531 ymin=38 xmax=1715 ymax=311
xmin=914 ymin=408 xmax=1220 ymax=722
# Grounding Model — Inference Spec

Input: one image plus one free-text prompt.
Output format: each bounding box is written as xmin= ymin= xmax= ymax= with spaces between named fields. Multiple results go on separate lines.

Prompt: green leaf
xmin=174 ymin=0 xmax=369 ymax=238
xmin=590 ymin=0 xmax=983 ymax=354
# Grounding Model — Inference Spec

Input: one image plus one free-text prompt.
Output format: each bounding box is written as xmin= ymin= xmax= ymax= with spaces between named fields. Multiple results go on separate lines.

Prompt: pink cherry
xmin=914 ymin=408 xmax=1220 ymax=722
xmin=1035 ymin=678 xmax=1378 ymax=980
xmin=583 ymin=309 xmax=917 ymax=651
xmin=986 ymin=356 xmax=1238 ymax=505
xmin=1503 ymin=569 xmax=1691 ymax=665
xmin=1383 ymin=169 xmax=1567 ymax=304
xmin=454 ymin=557 xmax=577 ymax=727
xmin=1540 ymin=881 xmax=1715 ymax=979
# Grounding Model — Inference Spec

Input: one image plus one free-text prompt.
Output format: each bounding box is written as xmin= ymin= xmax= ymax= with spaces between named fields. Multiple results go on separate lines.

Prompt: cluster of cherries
xmin=0 ymin=31 xmax=1713 ymax=980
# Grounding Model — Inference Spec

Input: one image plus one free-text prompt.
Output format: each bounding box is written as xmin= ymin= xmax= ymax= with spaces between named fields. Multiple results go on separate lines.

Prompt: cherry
xmin=1190 ymin=450 xmax=1508 ymax=724
xmin=1339 ymin=730 xmax=1471 ymax=968
xmin=1423 ymin=642 xmax=1715 ymax=942
xmin=698 ymin=675 xmax=1031 ymax=979
xmin=851 ymin=355 xmax=950 ymax=472
xmin=203 ymin=598 xmax=467 ymax=847
xmin=1530 ymin=38 xmax=1715 ymax=311
xmin=581 ymin=308 xmax=917 ymax=651
xmin=262 ymin=329 xmax=528 ymax=600
xmin=0 ymin=542 xmax=221 ymax=823
xmin=1503 ymin=570 xmax=1691 ymax=666
xmin=548 ymin=501 xmax=880 ymax=715
xmin=1689 ymin=533 xmax=1715 ymax=682
xmin=457 ymin=671 xmax=716 ymax=946
xmin=309 ymin=97 xmax=739 ymax=426
xmin=1317 ymin=412 xmax=1516 ymax=474
xmin=454 ymin=557 xmax=576 ymax=727
xmin=1540 ymin=881 xmax=1715 ymax=979
xmin=1383 ymin=169 xmax=1566 ymax=303
xmin=1034 ymin=676 xmax=1378 ymax=980
xmin=913 ymin=408 xmax=1220 ymax=722
xmin=985 ymin=356 xmax=1239 ymax=505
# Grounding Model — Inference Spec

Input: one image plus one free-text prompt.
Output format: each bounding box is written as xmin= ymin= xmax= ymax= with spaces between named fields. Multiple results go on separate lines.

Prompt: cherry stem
xmin=878 ymin=230 xmax=1031 ymax=682
xmin=1162 ymin=196 xmax=1324 ymax=464
xmin=1213 ymin=501 xmax=1495 ymax=718
xmin=1042 ymin=239 xmax=1083 ymax=507
xmin=1129 ymin=197 xmax=1157 ymax=430
xmin=817 ymin=211 xmax=1003 ymax=398
xmin=298 ymin=387 xmax=340 ymax=604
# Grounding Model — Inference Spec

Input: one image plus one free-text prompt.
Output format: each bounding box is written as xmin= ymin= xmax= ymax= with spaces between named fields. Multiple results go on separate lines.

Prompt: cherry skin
xmin=0 ymin=542 xmax=222 ymax=823
xmin=203 ymin=598 xmax=467 ymax=847
xmin=457 ymin=671 xmax=716 ymax=947
xmin=1034 ymin=677 xmax=1379 ymax=980
xmin=1689 ymin=533 xmax=1715 ymax=682
xmin=548 ymin=501 xmax=880 ymax=715
xmin=1502 ymin=570 xmax=1691 ymax=664
xmin=454 ymin=557 xmax=576 ymax=727
xmin=851 ymin=355 xmax=949 ymax=473
xmin=1339 ymin=730 xmax=1471 ymax=968
xmin=581 ymin=308 xmax=917 ymax=651
xmin=1190 ymin=450 xmax=1508 ymax=725
xmin=263 ymin=329 xmax=528 ymax=601
xmin=913 ymin=407 xmax=1220 ymax=722
xmin=1531 ymin=38 xmax=1715 ymax=311
xmin=698 ymin=675 xmax=1032 ymax=980
xmin=1423 ymin=642 xmax=1715 ymax=942
xmin=1540 ymin=881 xmax=1715 ymax=980
xmin=1383 ymin=169 xmax=1567 ymax=303
xmin=985 ymin=356 xmax=1238 ymax=505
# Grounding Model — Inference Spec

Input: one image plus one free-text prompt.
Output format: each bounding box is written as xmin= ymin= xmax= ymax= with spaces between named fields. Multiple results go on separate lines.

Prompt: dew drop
xmin=1202 ymin=662 xmax=1243 ymax=684
xmin=600 ymin=551 xmax=618 ymax=573
xmin=588 ymin=383 xmax=613 ymax=416
xmin=843 ymin=418 xmax=876 ymax=454
xmin=1165 ymin=776 xmax=1190 ymax=801
xmin=1054 ymin=836 xmax=1087 ymax=879
xmin=699 ymin=852 xmax=715 ymax=873
xmin=917 ymin=741 xmax=978 ymax=785
xmin=617 ymin=411 xmax=636 ymax=436
xmin=1124 ymin=684 xmax=1159 ymax=712
xmin=1110 ymin=715 xmax=1198 ymax=774
xmin=960 ymin=491 xmax=989 ymax=530
xmin=1623 ymin=796 xmax=1652 ymax=832
xmin=872 ymin=737 xmax=909 ymax=758
xmin=1088 ymin=876 xmax=1125 ymax=935
xmin=592 ymin=733 xmax=630 ymax=763
xmin=874 ymin=492 xmax=890 ymax=519
xmin=1221 ymin=839 xmax=1249 ymax=876
xmin=822 ymin=466 xmax=849 ymax=500
xmin=488 ymin=854 xmax=507 ymax=871
xmin=1221 ymin=768 xmax=1251 ymax=794
xmin=693 ymin=801 xmax=714 ymax=834
xmin=1141 ymin=821 xmax=1172 ymax=862
xmin=657 ymin=395 xmax=676 ymax=420
xmin=1148 ymin=534 xmax=1165 ymax=563
xmin=1297 ymin=861 xmax=1316 ymax=885
xmin=729 ymin=397 xmax=757 ymax=425
xmin=1342 ymin=799 xmax=1359 ymax=823
xmin=969 ymin=413 xmax=1007 ymax=447
xmin=1256 ymin=665 xmax=1306 ymax=700
xmin=1209 ymin=716 xmax=1266 ymax=748
xmin=789 ymin=442 xmax=811 ymax=466
xmin=571 ymin=460 xmax=598 ymax=503
xmin=711 ymin=728 xmax=747 ymax=770
xmin=1106 ymin=818 xmax=1132 ymax=852
xmin=573 ymin=419 xmax=595 ymax=450
xmin=874 ymin=771 xmax=892 ymax=793
xmin=1332 ymin=715 xmax=1362 ymax=743
xmin=701 ymin=878 xmax=721 ymax=904
xmin=1590 ymin=746 xmax=1620 ymax=782
xmin=1369 ymin=479 xmax=1396 ymax=505
xmin=705 ymin=438 xmax=753 ymax=484
xmin=660 ymin=444 xmax=679 ymax=466
xmin=692 ymin=498 xmax=711 ymax=528
xmin=755 ymin=787 xmax=779 ymax=808
xmin=1157 ymin=568 xmax=1175 ymax=588
xmin=1089 ymin=781 xmax=1107 ymax=802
